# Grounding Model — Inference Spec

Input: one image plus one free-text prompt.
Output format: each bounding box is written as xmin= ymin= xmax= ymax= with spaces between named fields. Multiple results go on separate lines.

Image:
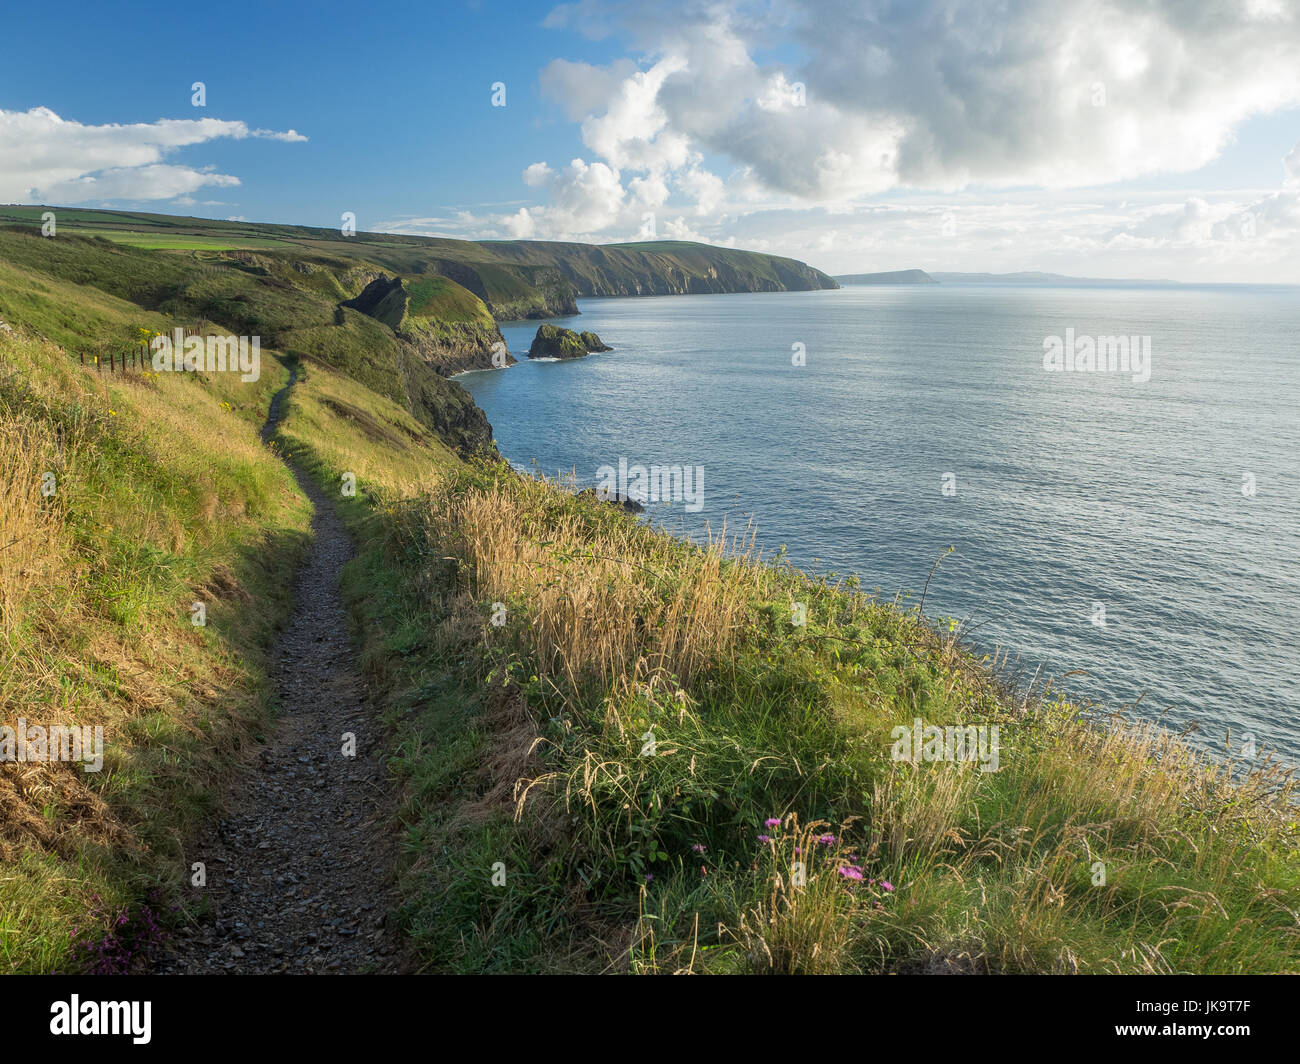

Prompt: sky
xmin=2 ymin=0 xmax=1299 ymax=282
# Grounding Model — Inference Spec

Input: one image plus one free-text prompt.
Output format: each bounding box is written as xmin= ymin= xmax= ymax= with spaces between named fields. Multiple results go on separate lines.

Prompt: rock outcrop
xmin=342 ymin=274 xmax=513 ymax=376
xmin=577 ymin=487 xmax=645 ymax=513
xmin=528 ymin=324 xmax=611 ymax=359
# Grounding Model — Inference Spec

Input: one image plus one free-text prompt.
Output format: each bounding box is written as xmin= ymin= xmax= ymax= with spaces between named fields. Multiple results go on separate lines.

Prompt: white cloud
xmin=470 ymin=0 xmax=1300 ymax=278
xmin=575 ymin=57 xmax=694 ymax=173
xmin=522 ymin=162 xmax=554 ymax=187
xmin=505 ymin=158 xmax=627 ymax=240
xmin=251 ymin=128 xmax=307 ymax=142
xmin=539 ymin=58 xmax=639 ymax=120
xmin=677 ymin=166 xmax=725 ymax=215
xmin=392 ymin=2 xmax=1300 ymax=280
xmin=0 ymin=106 xmax=305 ymax=203
xmin=1285 ymin=141 xmax=1300 ymax=184
xmin=45 ymin=165 xmax=242 ymax=204
xmin=541 ymin=0 xmax=1300 ymax=198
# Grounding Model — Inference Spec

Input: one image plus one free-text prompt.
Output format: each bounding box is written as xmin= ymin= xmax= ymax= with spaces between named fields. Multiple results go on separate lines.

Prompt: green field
xmin=88 ymin=231 xmax=293 ymax=251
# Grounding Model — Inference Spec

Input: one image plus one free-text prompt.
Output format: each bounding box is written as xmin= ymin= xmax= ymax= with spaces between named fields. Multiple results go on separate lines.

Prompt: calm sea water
xmin=459 ymin=284 xmax=1300 ymax=766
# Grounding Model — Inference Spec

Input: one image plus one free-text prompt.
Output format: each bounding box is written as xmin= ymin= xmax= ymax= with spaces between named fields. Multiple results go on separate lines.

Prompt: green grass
xmin=88 ymin=232 xmax=292 ymax=251
xmin=257 ymin=431 xmax=1298 ymax=975
xmin=404 ymin=275 xmax=492 ymax=324
xmin=0 ymin=227 xmax=492 ymax=454
xmin=0 ymin=330 xmax=312 ymax=973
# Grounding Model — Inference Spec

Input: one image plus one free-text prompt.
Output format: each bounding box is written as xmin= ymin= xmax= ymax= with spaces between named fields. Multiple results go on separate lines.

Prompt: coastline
xmin=459 ymin=289 xmax=1300 ymax=773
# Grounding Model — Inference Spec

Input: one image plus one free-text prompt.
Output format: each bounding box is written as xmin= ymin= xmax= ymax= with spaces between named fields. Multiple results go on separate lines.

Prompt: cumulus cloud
xmin=390 ymin=2 xmax=1300 ymax=279
xmin=0 ymin=106 xmax=306 ymax=203
xmin=505 ymin=158 xmax=627 ymax=240
xmin=539 ymin=58 xmax=640 ymax=121
xmin=542 ymin=0 xmax=1300 ymax=198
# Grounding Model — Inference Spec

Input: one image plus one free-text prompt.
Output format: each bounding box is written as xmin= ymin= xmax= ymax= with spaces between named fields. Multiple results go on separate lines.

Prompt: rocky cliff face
xmin=394 ymin=347 xmax=495 ymax=454
xmin=426 ymin=260 xmax=579 ymax=320
xmin=401 ymin=320 xmax=510 ymax=376
xmin=472 ymin=240 xmax=840 ymax=301
xmin=342 ymin=274 xmax=513 ymax=376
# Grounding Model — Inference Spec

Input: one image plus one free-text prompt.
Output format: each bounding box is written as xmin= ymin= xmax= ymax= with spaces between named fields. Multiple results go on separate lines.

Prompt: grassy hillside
xmin=341 ymin=273 xmax=511 ymax=375
xmin=255 ymin=382 xmax=1300 ymax=974
xmin=0 ymin=226 xmax=493 ymax=452
xmin=0 ymin=206 xmax=839 ymax=321
xmin=0 ymin=327 xmax=307 ymax=972
xmin=0 ymin=297 xmax=465 ymax=971
xmin=473 ymin=238 xmax=838 ymax=300
xmin=323 ymin=463 xmax=1298 ymax=974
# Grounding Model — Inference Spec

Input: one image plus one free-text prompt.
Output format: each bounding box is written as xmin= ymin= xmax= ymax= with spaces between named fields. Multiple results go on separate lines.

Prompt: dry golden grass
xmin=0 ymin=412 xmax=76 ymax=634
xmin=388 ymin=461 xmax=1300 ymax=974
xmin=426 ymin=473 xmax=765 ymax=692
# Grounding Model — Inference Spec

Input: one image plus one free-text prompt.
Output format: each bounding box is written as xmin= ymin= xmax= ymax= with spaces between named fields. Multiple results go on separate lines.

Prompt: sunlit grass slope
xmin=281 ymin=440 xmax=1299 ymax=974
xmin=0 ymin=328 xmax=308 ymax=972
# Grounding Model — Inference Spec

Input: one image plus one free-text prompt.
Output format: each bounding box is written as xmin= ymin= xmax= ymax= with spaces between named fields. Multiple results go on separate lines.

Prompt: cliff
xmin=473 ymin=239 xmax=840 ymax=298
xmin=342 ymin=274 xmax=512 ymax=376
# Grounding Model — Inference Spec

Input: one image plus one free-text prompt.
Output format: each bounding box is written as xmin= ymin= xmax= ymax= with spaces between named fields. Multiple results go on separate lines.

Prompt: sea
xmin=458 ymin=283 xmax=1300 ymax=767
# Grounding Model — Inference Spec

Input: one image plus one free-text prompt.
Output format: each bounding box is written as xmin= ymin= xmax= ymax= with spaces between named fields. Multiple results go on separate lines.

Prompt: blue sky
xmin=0 ymin=0 xmax=597 ymax=225
xmin=2 ymin=0 xmax=1299 ymax=281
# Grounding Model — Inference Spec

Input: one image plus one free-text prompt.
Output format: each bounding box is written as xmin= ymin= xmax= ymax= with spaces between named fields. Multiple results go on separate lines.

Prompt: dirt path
xmin=154 ymin=370 xmax=404 ymax=973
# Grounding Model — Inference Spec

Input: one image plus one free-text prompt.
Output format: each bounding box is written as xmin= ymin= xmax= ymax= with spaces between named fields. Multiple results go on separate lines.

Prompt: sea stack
xmin=528 ymin=324 xmax=611 ymax=359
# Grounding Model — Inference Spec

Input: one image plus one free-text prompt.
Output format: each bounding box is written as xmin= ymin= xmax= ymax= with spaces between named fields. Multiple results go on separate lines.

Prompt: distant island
xmin=930 ymin=270 xmax=1182 ymax=286
xmin=834 ymin=267 xmax=1185 ymax=287
xmin=834 ymin=269 xmax=936 ymax=285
